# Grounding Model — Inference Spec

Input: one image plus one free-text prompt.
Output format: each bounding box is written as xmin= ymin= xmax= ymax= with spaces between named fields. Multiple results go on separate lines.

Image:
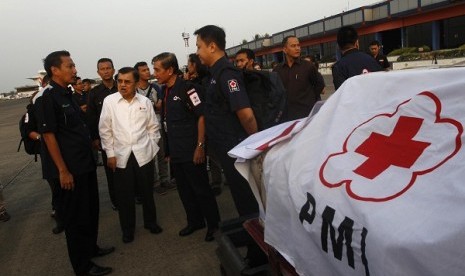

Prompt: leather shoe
xmin=179 ymin=224 xmax=206 ymax=236
xmin=52 ymin=225 xmax=64 ymax=234
xmin=94 ymin=246 xmax=115 ymax=257
xmin=122 ymin=233 xmax=134 ymax=243
xmin=205 ymin=227 xmax=218 ymax=242
xmin=81 ymin=262 xmax=112 ymax=276
xmin=144 ymin=224 xmax=163 ymax=234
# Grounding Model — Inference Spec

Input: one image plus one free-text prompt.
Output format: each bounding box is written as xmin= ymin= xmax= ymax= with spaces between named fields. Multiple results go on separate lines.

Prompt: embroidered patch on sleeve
xmin=187 ymin=88 xmax=201 ymax=106
xmin=228 ymin=79 xmax=240 ymax=93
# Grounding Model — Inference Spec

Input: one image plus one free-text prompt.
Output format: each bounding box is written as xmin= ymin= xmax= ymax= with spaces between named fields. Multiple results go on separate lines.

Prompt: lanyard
xmin=164 ymin=85 xmax=173 ymax=117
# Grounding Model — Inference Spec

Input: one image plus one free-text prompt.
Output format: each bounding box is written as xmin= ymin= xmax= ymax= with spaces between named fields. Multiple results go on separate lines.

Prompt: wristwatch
xmin=197 ymin=142 xmax=205 ymax=148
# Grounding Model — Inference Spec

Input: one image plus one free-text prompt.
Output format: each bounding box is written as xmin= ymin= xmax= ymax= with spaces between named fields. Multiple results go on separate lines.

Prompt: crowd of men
xmin=6 ymin=24 xmax=388 ymax=275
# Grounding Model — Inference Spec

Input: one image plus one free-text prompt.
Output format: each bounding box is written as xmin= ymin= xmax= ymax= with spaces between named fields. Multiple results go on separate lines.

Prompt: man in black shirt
xmin=72 ymin=76 xmax=88 ymax=112
xmin=37 ymin=51 xmax=113 ymax=276
xmin=273 ymin=35 xmax=325 ymax=121
xmin=87 ymin=58 xmax=118 ymax=209
xmin=332 ymin=26 xmax=383 ymax=90
xmin=195 ymin=25 xmax=258 ymax=217
xmin=369 ymin=40 xmax=390 ymax=70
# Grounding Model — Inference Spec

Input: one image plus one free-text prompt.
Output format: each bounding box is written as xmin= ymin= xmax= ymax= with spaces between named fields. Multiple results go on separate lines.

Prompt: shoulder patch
xmin=187 ymin=88 xmax=201 ymax=106
xmin=227 ymin=79 xmax=240 ymax=93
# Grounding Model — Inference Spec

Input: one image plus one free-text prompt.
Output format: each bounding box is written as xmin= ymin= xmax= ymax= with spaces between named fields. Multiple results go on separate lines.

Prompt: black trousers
xmin=172 ymin=161 xmax=220 ymax=228
xmin=101 ymin=151 xmax=116 ymax=207
xmin=210 ymin=143 xmax=258 ymax=216
xmin=114 ymin=153 xmax=157 ymax=235
xmin=47 ymin=178 xmax=63 ymax=226
xmin=60 ymin=170 xmax=99 ymax=275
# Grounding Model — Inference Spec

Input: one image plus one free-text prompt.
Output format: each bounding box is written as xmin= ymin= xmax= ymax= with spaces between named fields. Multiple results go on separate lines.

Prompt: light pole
xmin=182 ymin=32 xmax=190 ymax=72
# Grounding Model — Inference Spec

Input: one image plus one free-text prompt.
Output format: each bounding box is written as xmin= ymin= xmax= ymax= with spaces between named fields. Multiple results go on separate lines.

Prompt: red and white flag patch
xmin=228 ymin=79 xmax=240 ymax=93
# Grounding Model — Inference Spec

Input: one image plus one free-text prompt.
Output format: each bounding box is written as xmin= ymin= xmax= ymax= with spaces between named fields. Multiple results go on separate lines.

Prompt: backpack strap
xmin=17 ymin=139 xmax=23 ymax=152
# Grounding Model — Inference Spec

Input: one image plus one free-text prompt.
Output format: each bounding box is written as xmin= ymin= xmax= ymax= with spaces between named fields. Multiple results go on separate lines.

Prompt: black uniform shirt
xmin=374 ymin=53 xmax=390 ymax=69
xmin=205 ymin=56 xmax=250 ymax=148
xmin=72 ymin=91 xmax=88 ymax=107
xmin=332 ymin=48 xmax=383 ymax=90
xmin=273 ymin=58 xmax=325 ymax=120
xmin=86 ymin=82 xmax=117 ymax=140
xmin=36 ymin=81 xmax=95 ymax=179
xmin=164 ymin=78 xmax=203 ymax=163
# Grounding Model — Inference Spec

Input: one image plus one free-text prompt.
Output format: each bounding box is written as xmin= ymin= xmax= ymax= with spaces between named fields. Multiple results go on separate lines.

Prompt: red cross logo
xmin=353 ymin=116 xmax=431 ymax=179
xmin=228 ymin=79 xmax=240 ymax=92
xmin=319 ymin=91 xmax=463 ymax=202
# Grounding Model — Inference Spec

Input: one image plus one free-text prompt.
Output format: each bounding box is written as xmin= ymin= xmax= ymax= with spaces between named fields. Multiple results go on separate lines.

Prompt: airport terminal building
xmin=225 ymin=0 xmax=465 ymax=66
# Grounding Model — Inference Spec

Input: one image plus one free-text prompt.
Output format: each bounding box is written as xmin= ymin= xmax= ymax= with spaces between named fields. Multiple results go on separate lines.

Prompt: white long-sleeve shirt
xmin=99 ymin=92 xmax=160 ymax=168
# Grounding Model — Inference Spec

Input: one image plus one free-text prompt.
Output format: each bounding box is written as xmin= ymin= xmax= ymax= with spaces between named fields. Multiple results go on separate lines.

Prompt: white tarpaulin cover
xmin=229 ymin=67 xmax=465 ymax=275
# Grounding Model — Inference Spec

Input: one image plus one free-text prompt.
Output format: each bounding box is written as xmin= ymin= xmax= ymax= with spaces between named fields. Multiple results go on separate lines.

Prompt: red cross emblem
xmin=319 ymin=92 xmax=463 ymax=202
xmin=228 ymin=79 xmax=240 ymax=93
xmin=354 ymin=116 xmax=431 ymax=179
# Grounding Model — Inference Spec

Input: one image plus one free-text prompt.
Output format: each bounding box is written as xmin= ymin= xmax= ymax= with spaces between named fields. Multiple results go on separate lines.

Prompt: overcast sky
xmin=0 ymin=0 xmax=380 ymax=93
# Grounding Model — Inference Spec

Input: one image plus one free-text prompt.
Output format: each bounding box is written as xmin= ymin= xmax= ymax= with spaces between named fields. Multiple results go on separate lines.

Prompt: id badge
xmin=163 ymin=121 xmax=168 ymax=133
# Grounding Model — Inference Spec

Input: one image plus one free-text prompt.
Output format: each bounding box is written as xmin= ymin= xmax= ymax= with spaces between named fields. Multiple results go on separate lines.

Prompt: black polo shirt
xmin=332 ymin=48 xmax=383 ymax=90
xmin=87 ymin=81 xmax=117 ymax=140
xmin=164 ymin=78 xmax=204 ymax=163
xmin=37 ymin=81 xmax=95 ymax=179
xmin=273 ymin=58 xmax=325 ymax=120
xmin=374 ymin=53 xmax=390 ymax=69
xmin=72 ymin=91 xmax=88 ymax=107
xmin=205 ymin=56 xmax=250 ymax=148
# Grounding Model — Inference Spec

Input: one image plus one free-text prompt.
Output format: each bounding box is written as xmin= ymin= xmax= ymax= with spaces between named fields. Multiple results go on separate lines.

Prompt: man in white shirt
xmin=99 ymin=67 xmax=162 ymax=243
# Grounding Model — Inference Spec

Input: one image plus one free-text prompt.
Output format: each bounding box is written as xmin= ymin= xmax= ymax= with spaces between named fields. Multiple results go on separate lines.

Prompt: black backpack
xmin=17 ymin=103 xmax=41 ymax=161
xmin=218 ymin=68 xmax=287 ymax=131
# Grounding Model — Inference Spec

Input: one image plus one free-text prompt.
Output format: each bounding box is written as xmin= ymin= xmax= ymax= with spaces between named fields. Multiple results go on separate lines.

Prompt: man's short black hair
xmin=97 ymin=58 xmax=114 ymax=69
xmin=134 ymin=61 xmax=148 ymax=71
xmin=282 ymin=35 xmax=297 ymax=47
xmin=118 ymin=67 xmax=139 ymax=82
xmin=337 ymin=26 xmax=359 ymax=50
xmin=82 ymin=78 xmax=92 ymax=84
xmin=152 ymin=52 xmax=179 ymax=73
xmin=370 ymin=40 xmax=381 ymax=47
xmin=194 ymin=25 xmax=226 ymax=51
xmin=236 ymin=48 xmax=255 ymax=60
xmin=43 ymin=50 xmax=70 ymax=77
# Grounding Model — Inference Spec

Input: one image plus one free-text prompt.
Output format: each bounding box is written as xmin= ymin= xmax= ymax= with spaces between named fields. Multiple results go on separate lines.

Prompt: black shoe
xmin=205 ymin=227 xmax=218 ymax=242
xmin=153 ymin=185 xmax=167 ymax=195
xmin=212 ymin=186 xmax=222 ymax=196
xmin=52 ymin=225 xmax=64 ymax=234
xmin=82 ymin=262 xmax=112 ymax=276
xmin=160 ymin=180 xmax=177 ymax=190
xmin=0 ymin=212 xmax=11 ymax=222
xmin=122 ymin=233 xmax=134 ymax=243
xmin=178 ymin=224 xmax=206 ymax=236
xmin=94 ymin=246 xmax=115 ymax=257
xmin=144 ymin=224 xmax=163 ymax=234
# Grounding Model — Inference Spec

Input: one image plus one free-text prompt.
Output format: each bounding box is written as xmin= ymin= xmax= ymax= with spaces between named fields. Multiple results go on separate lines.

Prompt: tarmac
xmin=0 ymin=75 xmax=335 ymax=276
